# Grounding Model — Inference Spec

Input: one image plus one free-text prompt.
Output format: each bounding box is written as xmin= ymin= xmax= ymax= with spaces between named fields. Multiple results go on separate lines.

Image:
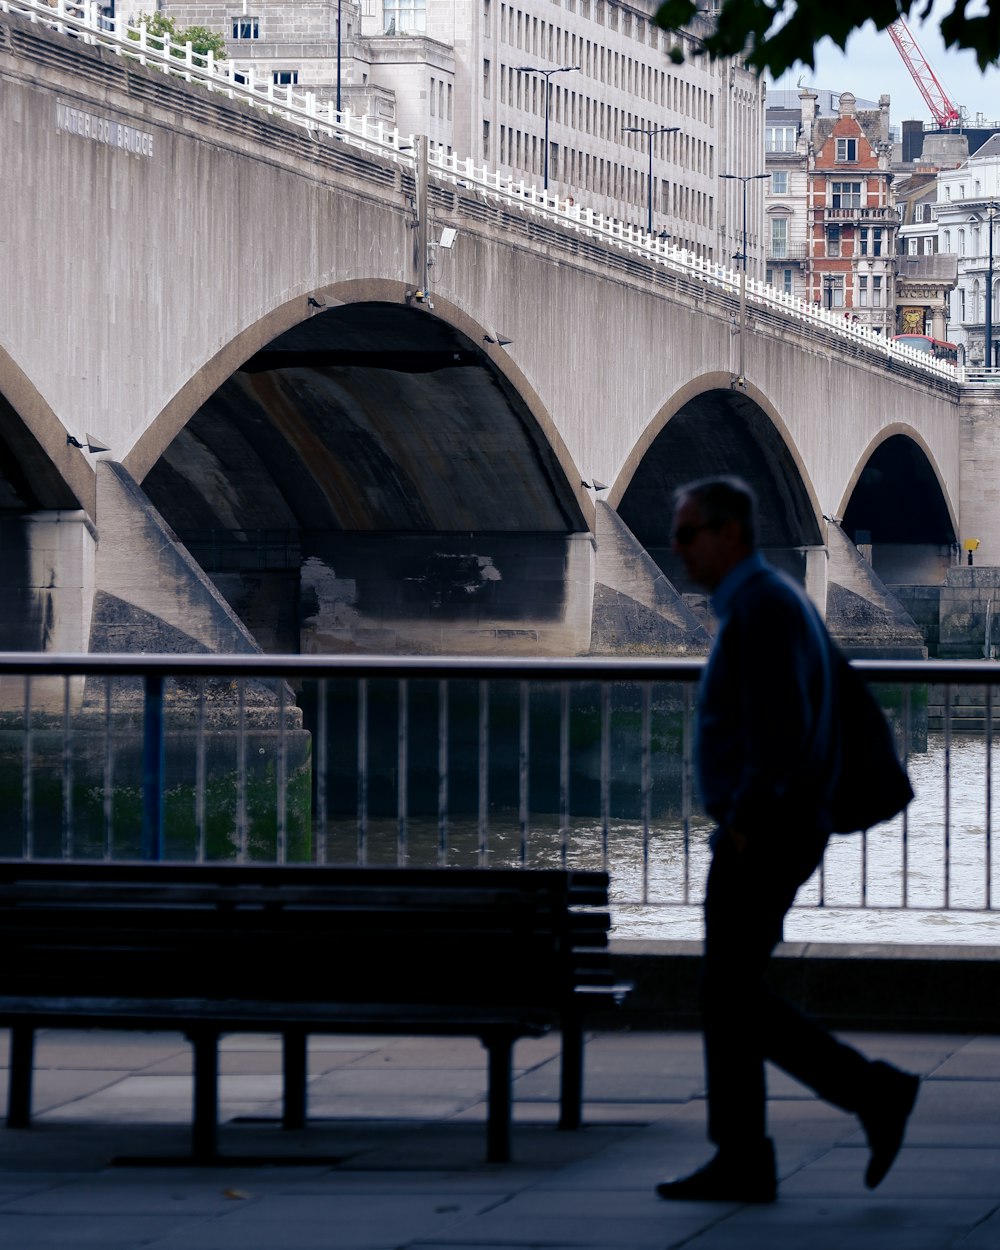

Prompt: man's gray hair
xmin=672 ymin=476 xmax=758 ymax=547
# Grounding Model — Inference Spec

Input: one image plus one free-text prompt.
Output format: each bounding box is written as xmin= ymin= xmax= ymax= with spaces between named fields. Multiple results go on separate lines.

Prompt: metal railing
xmin=0 ymin=0 xmax=965 ymax=385
xmin=1 ymin=652 xmax=999 ymax=943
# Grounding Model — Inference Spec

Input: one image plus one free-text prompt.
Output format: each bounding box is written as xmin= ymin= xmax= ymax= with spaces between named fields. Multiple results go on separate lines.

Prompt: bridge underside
xmin=0 ymin=304 xmax=968 ymax=662
xmin=610 ymin=391 xmax=957 ymax=658
xmin=124 ymin=303 xmax=592 ymax=656
xmin=617 ymin=388 xmax=822 ymax=595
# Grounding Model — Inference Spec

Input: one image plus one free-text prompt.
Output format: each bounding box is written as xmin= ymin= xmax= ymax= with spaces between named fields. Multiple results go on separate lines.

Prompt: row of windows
xmin=906 ymin=235 xmax=938 ymax=256
xmin=820 ymin=274 xmax=885 ymax=308
xmin=494 ymin=0 xmax=693 ymax=53
xmin=765 ymin=132 xmax=863 ymax=162
xmin=497 ymin=4 xmax=714 ymax=123
xmin=941 ymin=226 xmax=1000 ymax=256
xmin=765 ymin=271 xmax=888 ymax=309
xmin=490 ymin=66 xmax=714 ymax=174
xmin=231 ymin=14 xmax=354 ymax=41
xmin=954 ymin=281 xmax=1000 ymax=322
xmin=494 ymin=124 xmax=714 ymax=230
xmin=822 ymin=225 xmax=886 ymax=257
xmin=768 ymin=222 xmax=888 ymax=257
xmin=429 ymin=77 xmax=454 ymax=121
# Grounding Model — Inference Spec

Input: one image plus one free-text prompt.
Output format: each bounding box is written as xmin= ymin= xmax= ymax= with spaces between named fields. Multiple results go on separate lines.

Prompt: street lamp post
xmin=621 ymin=124 xmax=680 ymax=235
xmin=987 ymin=202 xmax=998 ymax=370
xmin=513 ymin=65 xmax=580 ymax=191
xmin=719 ymin=171 xmax=769 ymax=385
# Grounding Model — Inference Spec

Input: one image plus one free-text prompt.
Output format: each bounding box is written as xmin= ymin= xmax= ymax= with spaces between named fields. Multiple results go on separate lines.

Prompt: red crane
xmin=887 ymin=18 xmax=962 ymax=127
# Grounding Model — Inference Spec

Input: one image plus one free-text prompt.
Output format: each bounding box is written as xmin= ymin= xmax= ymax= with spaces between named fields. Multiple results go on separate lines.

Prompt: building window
xmin=831 ymin=181 xmax=862 ymax=209
xmin=483 ymin=120 xmax=490 ymax=159
xmin=860 ymin=227 xmax=883 ymax=256
xmin=908 ymin=237 xmax=918 ymax=254
xmin=483 ymin=58 xmax=491 ymax=98
xmin=232 ymin=16 xmax=259 ymax=38
xmin=823 ymin=275 xmax=845 ymax=308
xmin=770 ymin=170 xmax=788 ymax=194
xmin=384 ymin=0 xmax=426 ymax=34
xmin=872 ymin=276 xmax=883 ymax=307
xmin=765 ymin=125 xmax=796 ymax=152
xmin=766 ymin=267 xmax=793 ymax=294
xmin=943 ymin=229 xmax=951 ymax=250
xmin=836 ymin=137 xmax=858 ymax=162
xmin=858 ymin=275 xmax=868 ymax=306
xmin=769 ymin=217 xmax=788 ymax=257
xmin=272 ymin=70 xmax=299 ymax=85
xmin=827 ymin=224 xmax=841 ymax=257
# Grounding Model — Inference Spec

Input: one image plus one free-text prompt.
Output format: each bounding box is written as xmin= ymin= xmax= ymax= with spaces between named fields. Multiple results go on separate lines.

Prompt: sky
xmin=766 ymin=0 xmax=1000 ymax=129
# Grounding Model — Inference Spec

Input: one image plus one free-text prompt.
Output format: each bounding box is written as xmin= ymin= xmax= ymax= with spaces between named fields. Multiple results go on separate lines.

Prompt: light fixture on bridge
xmin=512 ymin=64 xmax=580 ymax=191
xmin=437 ymin=227 xmax=458 ymax=249
xmin=483 ymin=332 xmax=513 ymax=346
xmin=720 ymin=170 xmax=770 ymax=387
xmin=307 ymin=295 xmax=328 ymax=309
xmin=582 ymin=479 xmax=608 ymax=491
xmin=621 ymin=124 xmax=680 ymax=236
xmin=66 ymin=433 xmax=110 ymax=454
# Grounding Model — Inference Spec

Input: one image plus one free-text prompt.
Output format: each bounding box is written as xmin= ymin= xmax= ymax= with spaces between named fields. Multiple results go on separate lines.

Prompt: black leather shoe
xmin=860 ymin=1061 xmax=920 ymax=1189
xmin=656 ymin=1141 xmax=777 ymax=1204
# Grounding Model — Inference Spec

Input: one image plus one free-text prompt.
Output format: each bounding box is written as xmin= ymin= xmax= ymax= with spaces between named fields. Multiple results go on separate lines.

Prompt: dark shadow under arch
xmin=143 ymin=302 xmax=583 ymax=536
xmin=842 ymin=434 xmax=955 ymax=546
xmin=617 ymin=387 xmax=821 ymax=590
xmin=139 ymin=302 xmax=588 ymax=653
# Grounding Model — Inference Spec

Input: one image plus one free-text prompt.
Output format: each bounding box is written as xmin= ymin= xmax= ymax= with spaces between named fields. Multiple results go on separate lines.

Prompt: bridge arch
xmin=125 ymin=281 xmax=591 ymax=529
xmin=837 ymin=426 xmax=958 ymax=588
xmin=124 ymin=288 xmax=593 ymax=654
xmin=0 ymin=346 xmax=94 ymax=514
xmin=614 ymin=373 xmax=823 ymax=590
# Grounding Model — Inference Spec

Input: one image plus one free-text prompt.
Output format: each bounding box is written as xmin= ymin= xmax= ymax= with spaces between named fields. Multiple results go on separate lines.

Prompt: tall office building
xmin=146 ymin=0 xmax=764 ymax=264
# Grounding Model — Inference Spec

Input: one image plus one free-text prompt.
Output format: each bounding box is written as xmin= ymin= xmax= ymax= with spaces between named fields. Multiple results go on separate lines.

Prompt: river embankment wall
xmin=606 ymin=939 xmax=1000 ymax=1033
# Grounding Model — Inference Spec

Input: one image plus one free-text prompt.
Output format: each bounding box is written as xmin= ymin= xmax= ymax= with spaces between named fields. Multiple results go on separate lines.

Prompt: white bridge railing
xmin=2 ymin=0 xmax=965 ymax=385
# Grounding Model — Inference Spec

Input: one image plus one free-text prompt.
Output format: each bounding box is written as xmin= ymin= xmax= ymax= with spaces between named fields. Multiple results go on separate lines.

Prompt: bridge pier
xmin=89 ymin=463 xmax=260 ymax=656
xmin=824 ymin=525 xmax=927 ymax=659
xmin=0 ymin=510 xmax=96 ymax=714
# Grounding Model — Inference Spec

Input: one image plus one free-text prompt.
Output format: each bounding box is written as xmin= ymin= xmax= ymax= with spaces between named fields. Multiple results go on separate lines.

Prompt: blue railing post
xmin=142 ymin=674 xmax=165 ymax=860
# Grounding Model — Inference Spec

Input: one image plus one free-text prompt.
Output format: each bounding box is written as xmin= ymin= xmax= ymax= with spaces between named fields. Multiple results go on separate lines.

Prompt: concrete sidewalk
xmin=0 ymin=1027 xmax=997 ymax=1249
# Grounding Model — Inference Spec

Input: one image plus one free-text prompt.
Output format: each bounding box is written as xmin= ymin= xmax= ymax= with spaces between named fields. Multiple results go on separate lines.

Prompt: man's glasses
xmin=671 ymin=523 xmax=716 ymax=546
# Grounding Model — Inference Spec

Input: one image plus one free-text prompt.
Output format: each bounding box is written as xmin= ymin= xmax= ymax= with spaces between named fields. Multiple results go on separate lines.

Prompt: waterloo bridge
xmin=3 ymin=0 xmax=999 ymax=671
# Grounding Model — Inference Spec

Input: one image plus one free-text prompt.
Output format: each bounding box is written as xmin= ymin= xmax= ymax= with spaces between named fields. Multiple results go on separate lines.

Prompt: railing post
xmin=142 ymin=674 xmax=165 ymax=861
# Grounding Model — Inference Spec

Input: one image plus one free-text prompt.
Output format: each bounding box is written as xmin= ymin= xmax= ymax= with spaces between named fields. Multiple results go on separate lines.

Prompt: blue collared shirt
xmin=696 ymin=553 xmax=835 ymax=841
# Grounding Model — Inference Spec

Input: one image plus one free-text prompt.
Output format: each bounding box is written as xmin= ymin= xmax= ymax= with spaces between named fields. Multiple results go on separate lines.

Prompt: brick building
xmin=766 ymin=89 xmax=898 ymax=334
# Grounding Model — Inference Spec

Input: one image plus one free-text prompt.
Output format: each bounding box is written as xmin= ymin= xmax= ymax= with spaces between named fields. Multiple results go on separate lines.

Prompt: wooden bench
xmin=0 ymin=861 xmax=627 ymax=1162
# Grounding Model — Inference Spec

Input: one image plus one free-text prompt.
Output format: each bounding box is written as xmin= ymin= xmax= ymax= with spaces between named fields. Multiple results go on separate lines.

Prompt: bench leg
xmin=282 ymin=1030 xmax=307 ymax=1130
xmin=189 ymin=1030 xmax=219 ymax=1162
xmin=7 ymin=1027 xmax=35 ymax=1129
xmin=558 ymin=1014 xmax=584 ymax=1131
xmin=483 ymin=1030 xmax=514 ymax=1164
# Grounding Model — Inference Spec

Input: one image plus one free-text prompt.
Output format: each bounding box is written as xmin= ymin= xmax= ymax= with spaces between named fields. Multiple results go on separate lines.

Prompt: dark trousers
xmin=702 ymin=828 xmax=875 ymax=1148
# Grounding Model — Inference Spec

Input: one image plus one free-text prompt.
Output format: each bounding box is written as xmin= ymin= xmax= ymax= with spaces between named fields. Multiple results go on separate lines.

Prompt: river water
xmin=326 ymin=732 xmax=1000 ymax=946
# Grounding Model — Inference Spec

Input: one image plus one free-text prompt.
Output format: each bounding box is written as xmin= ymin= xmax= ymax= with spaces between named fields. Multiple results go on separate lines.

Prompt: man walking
xmin=656 ymin=476 xmax=919 ymax=1204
